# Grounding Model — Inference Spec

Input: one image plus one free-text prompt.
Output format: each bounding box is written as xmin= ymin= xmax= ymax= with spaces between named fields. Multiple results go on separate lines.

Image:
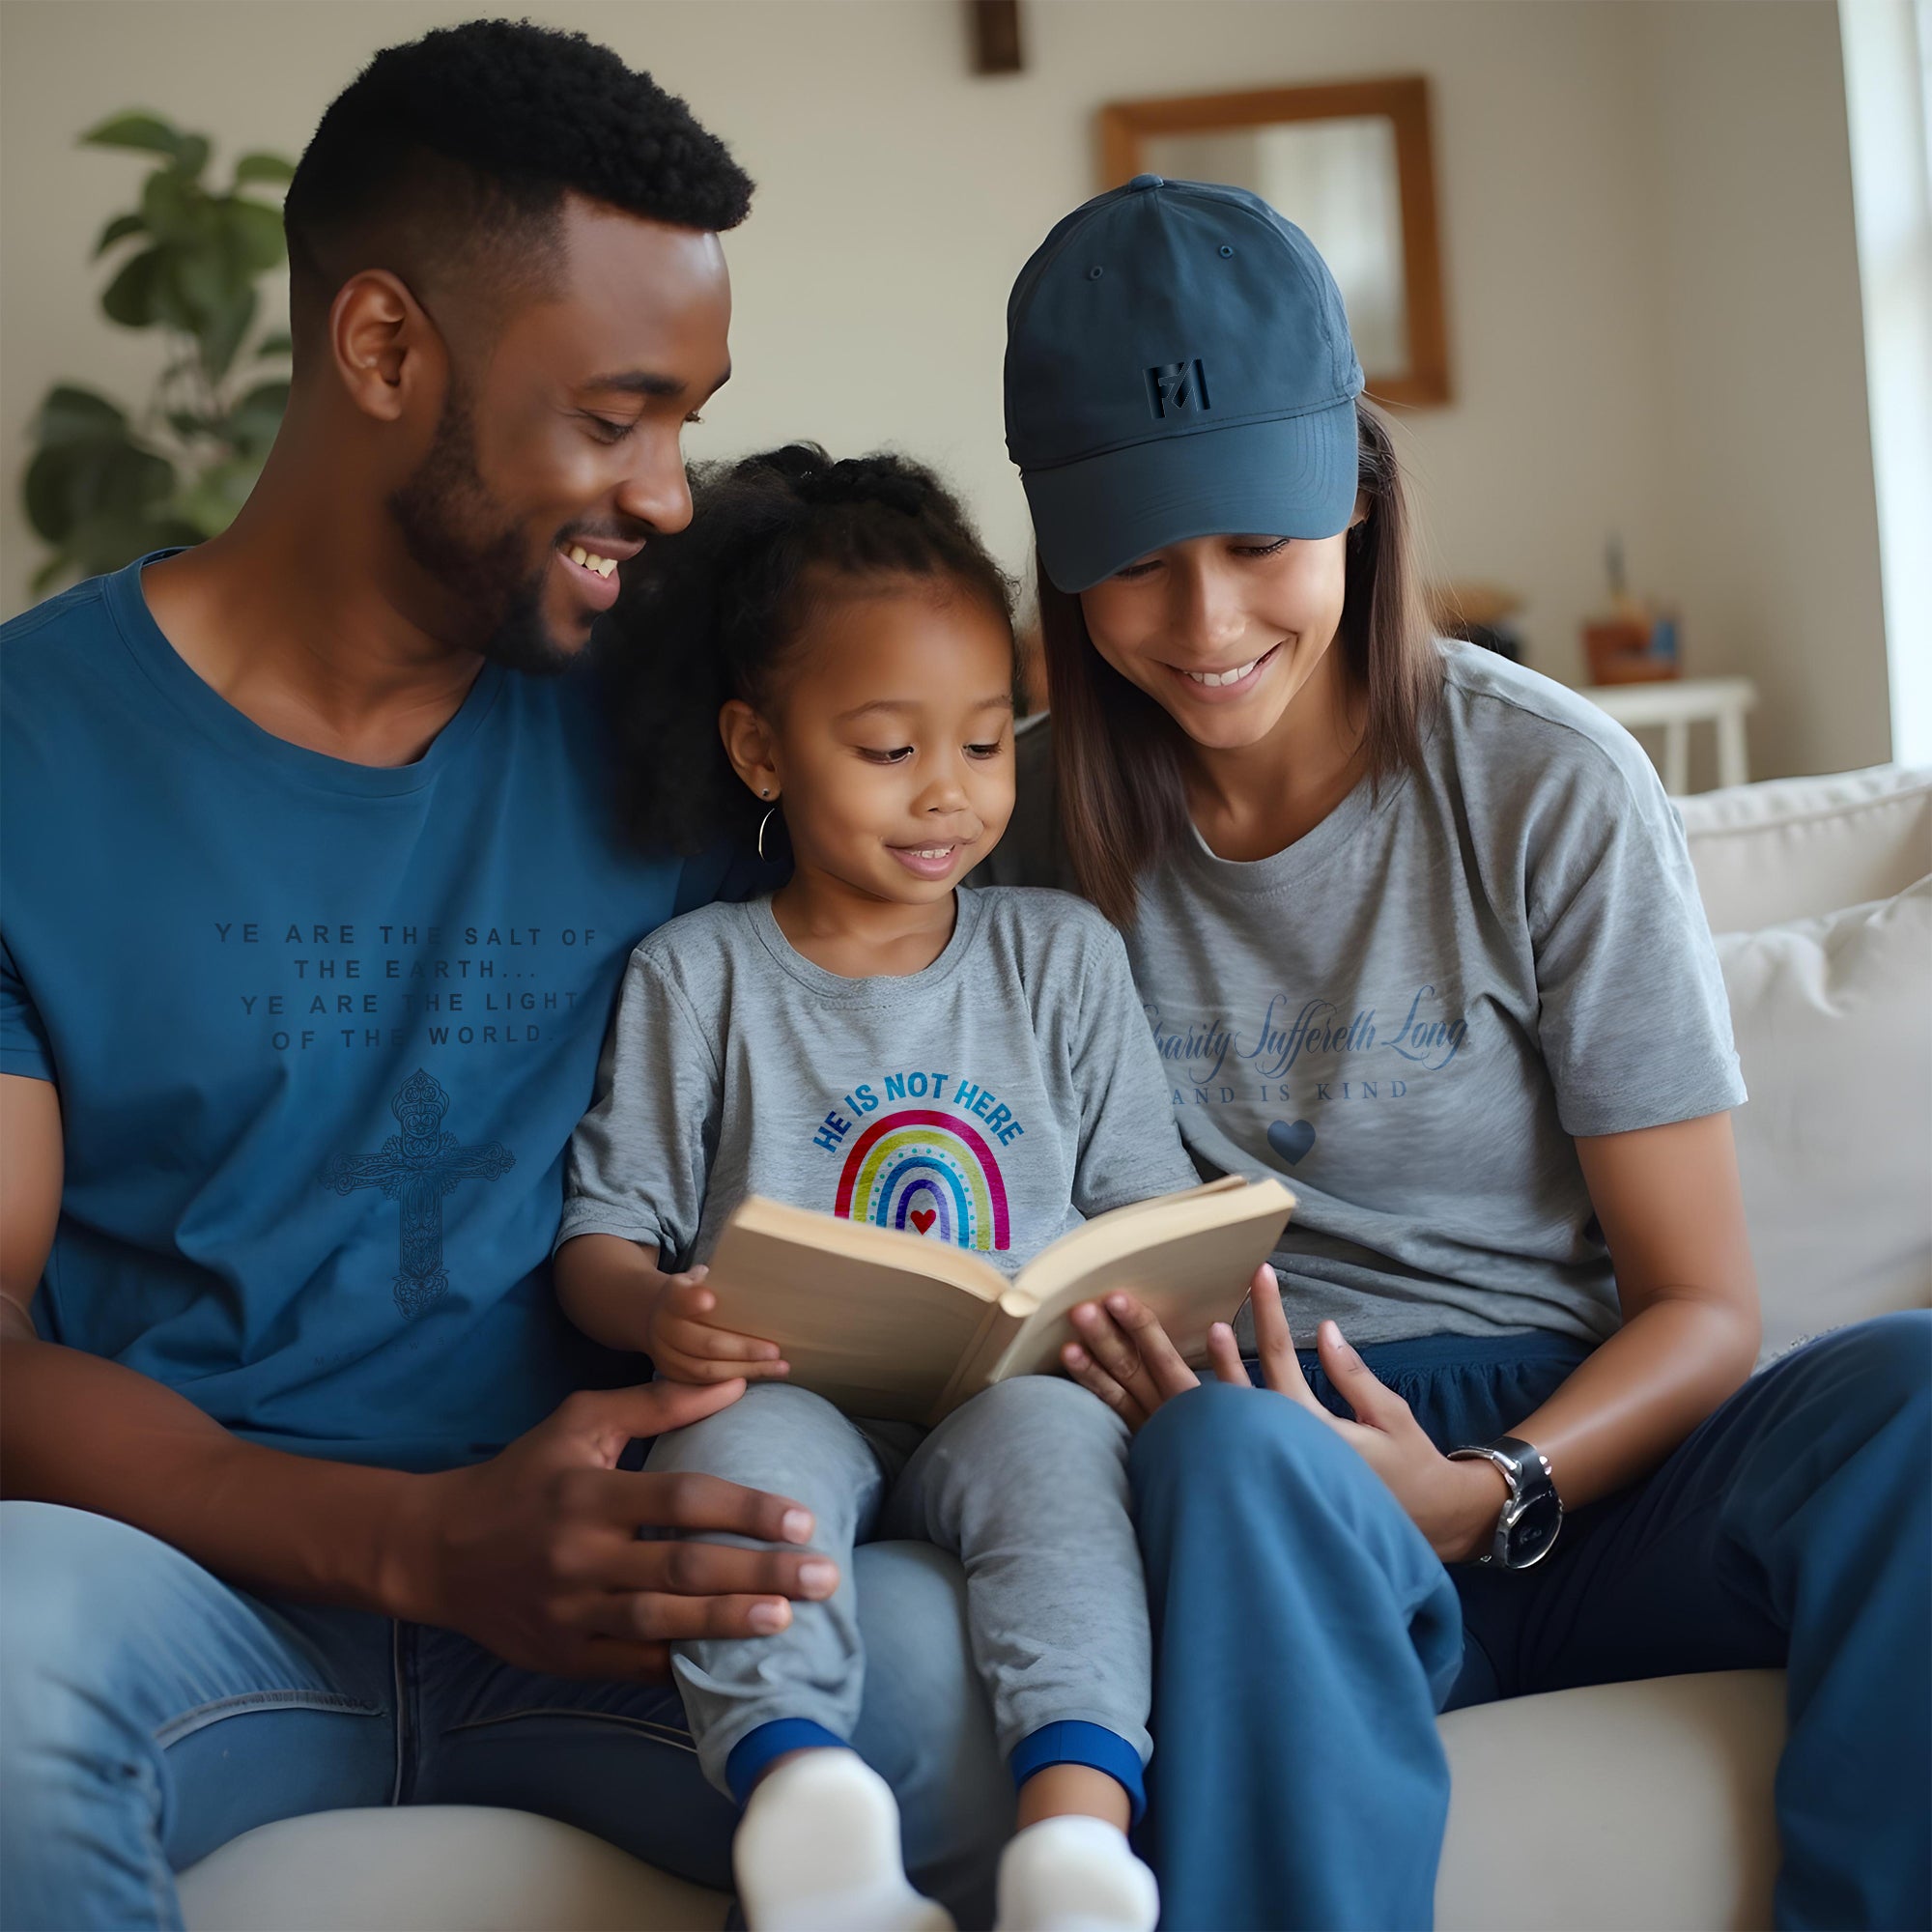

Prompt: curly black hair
xmin=284 ymin=19 xmax=752 ymax=353
xmin=605 ymin=444 xmax=1017 ymax=856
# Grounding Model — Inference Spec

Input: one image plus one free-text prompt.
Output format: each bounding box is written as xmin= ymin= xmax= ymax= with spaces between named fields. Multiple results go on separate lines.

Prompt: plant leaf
xmin=234 ymin=152 xmax=296 ymax=187
xmin=254 ymin=330 xmax=293 ymax=359
xmin=140 ymin=167 xmax=201 ymax=244
xmin=67 ymin=510 xmax=202 ymax=579
xmin=199 ymin=285 xmax=258 ymax=384
xmin=178 ymin=456 xmax=261 ymax=536
xmin=223 ymin=380 xmax=289 ymax=459
xmin=83 ymin=440 xmax=178 ymax=520
xmin=173 ymin=243 xmax=236 ymax=324
xmin=99 ymin=248 xmax=166 ymax=327
xmin=22 ymin=436 xmax=174 ymax=543
xmin=145 ymin=252 xmax=202 ymax=335
xmin=81 ymin=112 xmax=184 ymax=156
xmin=24 ymin=445 xmax=84 ymax=542
xmin=93 ymin=212 xmax=147 ymax=258
xmin=33 ymin=384 xmax=129 ymax=447
xmin=173 ymin=134 xmax=211 ymax=182
xmin=224 ymin=199 xmax=287 ymax=274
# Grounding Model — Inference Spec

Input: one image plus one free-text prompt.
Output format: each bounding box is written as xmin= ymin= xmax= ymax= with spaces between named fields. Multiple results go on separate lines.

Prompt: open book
xmin=704 ymin=1175 xmax=1294 ymax=1425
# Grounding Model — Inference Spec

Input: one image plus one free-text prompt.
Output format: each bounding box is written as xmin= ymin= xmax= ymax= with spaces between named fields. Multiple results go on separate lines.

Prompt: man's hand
xmin=645 ymin=1265 xmax=790 ymax=1386
xmin=390 ymin=1378 xmax=836 ymax=1681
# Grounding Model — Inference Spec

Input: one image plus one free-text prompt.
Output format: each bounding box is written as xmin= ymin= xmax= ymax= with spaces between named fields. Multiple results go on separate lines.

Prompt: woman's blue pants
xmin=1132 ymin=1313 xmax=1931 ymax=1930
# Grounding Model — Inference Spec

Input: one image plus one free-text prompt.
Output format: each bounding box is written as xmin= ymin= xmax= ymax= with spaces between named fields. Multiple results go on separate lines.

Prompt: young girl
xmin=992 ymin=177 xmax=1929 ymax=1931
xmin=553 ymin=446 xmax=1210 ymax=1932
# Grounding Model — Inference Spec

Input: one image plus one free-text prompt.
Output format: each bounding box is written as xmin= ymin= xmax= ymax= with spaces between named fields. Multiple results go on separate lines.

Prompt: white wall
xmin=0 ymin=0 xmax=1889 ymax=778
xmin=1641 ymin=0 xmax=1891 ymax=779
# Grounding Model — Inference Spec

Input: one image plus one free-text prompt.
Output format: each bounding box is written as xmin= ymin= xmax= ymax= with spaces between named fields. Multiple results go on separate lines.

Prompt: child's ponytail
xmin=602 ymin=444 xmax=1014 ymax=855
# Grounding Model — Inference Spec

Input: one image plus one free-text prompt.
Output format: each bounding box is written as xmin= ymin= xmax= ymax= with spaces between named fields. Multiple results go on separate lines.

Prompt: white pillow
xmin=1680 ymin=763 xmax=1932 ymax=935
xmin=1717 ymin=875 xmax=1932 ymax=1361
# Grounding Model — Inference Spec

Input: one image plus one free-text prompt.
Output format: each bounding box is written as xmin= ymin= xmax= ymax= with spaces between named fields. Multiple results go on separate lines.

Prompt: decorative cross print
xmin=323 ymin=1067 xmax=515 ymax=1318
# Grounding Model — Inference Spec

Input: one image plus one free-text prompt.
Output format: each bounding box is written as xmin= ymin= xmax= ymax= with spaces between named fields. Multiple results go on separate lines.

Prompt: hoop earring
xmin=756 ymin=806 xmax=780 ymax=864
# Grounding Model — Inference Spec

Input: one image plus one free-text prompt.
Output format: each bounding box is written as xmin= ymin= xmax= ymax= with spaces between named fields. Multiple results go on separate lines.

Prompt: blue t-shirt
xmin=1 ymin=555 xmax=732 ymax=1471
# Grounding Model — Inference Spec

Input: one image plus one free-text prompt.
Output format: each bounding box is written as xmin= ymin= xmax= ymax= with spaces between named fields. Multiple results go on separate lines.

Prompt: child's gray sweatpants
xmin=643 ymin=1373 xmax=1151 ymax=1806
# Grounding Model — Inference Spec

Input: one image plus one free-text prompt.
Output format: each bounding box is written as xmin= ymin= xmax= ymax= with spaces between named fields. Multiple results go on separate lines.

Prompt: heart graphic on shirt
xmin=1266 ymin=1119 xmax=1318 ymax=1166
xmin=910 ymin=1209 xmax=937 ymax=1235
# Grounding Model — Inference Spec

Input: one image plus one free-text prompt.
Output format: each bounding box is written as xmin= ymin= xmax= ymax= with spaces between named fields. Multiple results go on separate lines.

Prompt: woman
xmin=990 ymin=176 xmax=1929 ymax=1931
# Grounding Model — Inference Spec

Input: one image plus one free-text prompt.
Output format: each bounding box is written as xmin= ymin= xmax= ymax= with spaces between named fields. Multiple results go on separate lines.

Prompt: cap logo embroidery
xmin=1146 ymin=359 xmax=1211 ymax=419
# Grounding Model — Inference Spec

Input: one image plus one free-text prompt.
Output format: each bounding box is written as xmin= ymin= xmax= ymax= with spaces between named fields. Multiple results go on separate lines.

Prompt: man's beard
xmin=386 ymin=381 xmax=572 ymax=675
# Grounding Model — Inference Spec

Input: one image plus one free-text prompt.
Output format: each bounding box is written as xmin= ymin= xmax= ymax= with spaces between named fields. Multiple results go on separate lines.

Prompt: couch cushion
xmin=179 ymin=1673 xmax=1787 ymax=1932
xmin=1436 ymin=1670 xmax=1784 ymax=1931
xmin=1676 ymin=763 xmax=1932 ymax=934
xmin=177 ymin=1804 xmax=729 ymax=1931
xmin=1716 ymin=876 xmax=1932 ymax=1359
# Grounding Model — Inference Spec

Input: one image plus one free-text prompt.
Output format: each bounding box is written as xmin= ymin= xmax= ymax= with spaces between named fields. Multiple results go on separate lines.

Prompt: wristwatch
xmin=1447 ymin=1435 xmax=1564 ymax=1569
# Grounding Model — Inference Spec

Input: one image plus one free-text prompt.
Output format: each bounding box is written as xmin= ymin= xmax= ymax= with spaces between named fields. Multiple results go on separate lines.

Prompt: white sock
xmin=994 ymin=1815 xmax=1160 ymax=1932
xmin=732 ymin=1748 xmax=956 ymax=1932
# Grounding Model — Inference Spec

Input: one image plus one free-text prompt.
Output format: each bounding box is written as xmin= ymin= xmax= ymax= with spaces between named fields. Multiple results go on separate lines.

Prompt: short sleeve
xmin=1529 ymin=744 xmax=1746 ymax=1137
xmin=556 ymin=950 xmax=720 ymax=1264
xmin=1 ymin=932 xmax=54 ymax=1081
xmin=1067 ymin=921 xmax=1204 ymax=1214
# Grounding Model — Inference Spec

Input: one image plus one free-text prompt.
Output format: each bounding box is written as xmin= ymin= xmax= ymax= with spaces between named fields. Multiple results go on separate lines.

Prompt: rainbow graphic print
xmin=832 ymin=1108 xmax=1011 ymax=1252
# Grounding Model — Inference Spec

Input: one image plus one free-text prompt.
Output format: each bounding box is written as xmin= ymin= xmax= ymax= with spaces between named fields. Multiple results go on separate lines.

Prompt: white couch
xmin=178 ymin=764 xmax=1932 ymax=1932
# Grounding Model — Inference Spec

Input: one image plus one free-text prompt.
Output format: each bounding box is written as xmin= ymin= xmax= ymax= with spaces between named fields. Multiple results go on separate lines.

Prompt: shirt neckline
xmin=1178 ymin=761 xmax=1406 ymax=896
xmin=106 ymin=552 xmax=508 ymax=798
xmin=748 ymin=886 xmax=986 ymax=1003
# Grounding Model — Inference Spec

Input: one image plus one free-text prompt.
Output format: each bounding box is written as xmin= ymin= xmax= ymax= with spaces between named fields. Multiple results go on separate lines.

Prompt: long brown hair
xmin=1039 ymin=400 xmax=1439 ymax=925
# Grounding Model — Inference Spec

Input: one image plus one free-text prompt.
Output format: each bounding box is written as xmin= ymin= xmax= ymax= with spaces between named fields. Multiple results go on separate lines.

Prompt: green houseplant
xmin=21 ymin=112 xmax=296 ymax=593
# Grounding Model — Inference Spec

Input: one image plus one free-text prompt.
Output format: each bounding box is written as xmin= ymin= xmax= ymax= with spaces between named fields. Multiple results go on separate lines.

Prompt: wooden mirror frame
xmin=1097 ymin=75 xmax=1450 ymax=408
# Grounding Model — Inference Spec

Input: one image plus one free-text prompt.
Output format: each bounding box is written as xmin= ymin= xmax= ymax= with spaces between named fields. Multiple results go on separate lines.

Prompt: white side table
xmin=1577 ymin=675 xmax=1758 ymax=795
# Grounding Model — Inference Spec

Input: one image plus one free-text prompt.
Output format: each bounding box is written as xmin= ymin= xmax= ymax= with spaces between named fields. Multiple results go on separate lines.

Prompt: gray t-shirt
xmin=984 ymin=643 xmax=1746 ymax=1347
xmin=560 ymin=886 xmax=1200 ymax=1277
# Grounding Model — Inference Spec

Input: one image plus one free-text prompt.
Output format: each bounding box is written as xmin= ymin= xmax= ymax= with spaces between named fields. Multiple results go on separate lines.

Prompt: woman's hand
xmin=1064 ymin=1264 xmax=1507 ymax=1563
xmin=1227 ymin=1273 xmax=1507 ymax=1562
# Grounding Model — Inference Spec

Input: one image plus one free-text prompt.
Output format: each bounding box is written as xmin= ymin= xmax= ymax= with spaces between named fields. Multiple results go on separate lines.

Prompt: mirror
xmin=1098 ymin=78 xmax=1450 ymax=407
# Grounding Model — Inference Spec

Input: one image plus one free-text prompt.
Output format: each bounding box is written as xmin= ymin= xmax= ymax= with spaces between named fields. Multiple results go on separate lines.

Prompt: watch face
xmin=1503 ymin=1492 xmax=1564 ymax=1568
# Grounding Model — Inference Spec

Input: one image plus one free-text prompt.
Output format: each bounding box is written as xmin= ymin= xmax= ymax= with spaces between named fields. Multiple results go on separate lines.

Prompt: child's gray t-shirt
xmin=984 ymin=643 xmax=1746 ymax=1348
xmin=559 ymin=886 xmax=1202 ymax=1276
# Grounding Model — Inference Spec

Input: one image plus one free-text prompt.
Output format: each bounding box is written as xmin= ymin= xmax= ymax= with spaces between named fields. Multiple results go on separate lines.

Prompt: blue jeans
xmin=1131 ymin=1311 xmax=1932 ymax=1932
xmin=0 ymin=1509 xmax=1012 ymax=1931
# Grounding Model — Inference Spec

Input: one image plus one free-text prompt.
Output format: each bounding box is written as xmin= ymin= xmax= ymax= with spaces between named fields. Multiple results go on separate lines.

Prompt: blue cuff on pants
xmin=1009 ymin=1719 xmax=1147 ymax=1824
xmin=724 ymin=1718 xmax=849 ymax=1806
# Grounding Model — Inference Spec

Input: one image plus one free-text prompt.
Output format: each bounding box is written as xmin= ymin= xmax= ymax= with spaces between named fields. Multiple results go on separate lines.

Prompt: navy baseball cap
xmin=1005 ymin=176 xmax=1364 ymax=593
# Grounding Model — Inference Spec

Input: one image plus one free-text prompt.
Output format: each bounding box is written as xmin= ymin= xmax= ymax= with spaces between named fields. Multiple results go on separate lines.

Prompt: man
xmin=0 ymin=23 xmax=1005 ymax=1928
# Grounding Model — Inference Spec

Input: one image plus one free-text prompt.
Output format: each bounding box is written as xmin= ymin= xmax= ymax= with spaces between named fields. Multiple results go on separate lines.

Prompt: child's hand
xmin=647 ymin=1265 xmax=790 ymax=1385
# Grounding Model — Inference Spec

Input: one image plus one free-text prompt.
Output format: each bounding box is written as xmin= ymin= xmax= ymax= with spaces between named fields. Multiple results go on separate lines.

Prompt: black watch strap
xmin=1448 ymin=1435 xmax=1563 ymax=1569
